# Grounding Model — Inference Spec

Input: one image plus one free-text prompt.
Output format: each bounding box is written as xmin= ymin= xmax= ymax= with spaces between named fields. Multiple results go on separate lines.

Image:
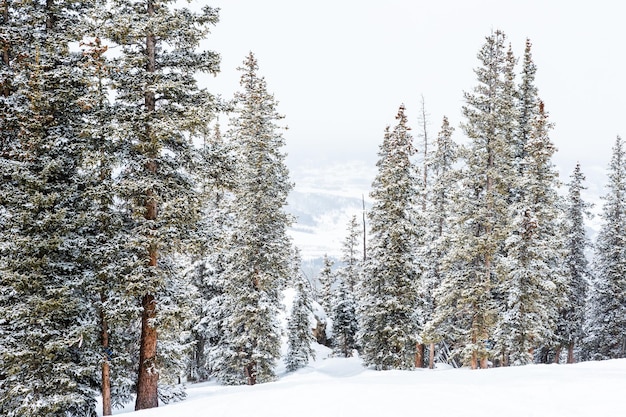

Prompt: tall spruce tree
xmin=491 ymin=40 xmax=567 ymax=366
xmin=79 ymin=30 xmax=139 ymax=415
xmin=496 ymin=101 xmax=565 ymax=365
xmin=515 ymin=39 xmax=539 ymax=167
xmin=332 ymin=274 xmax=359 ymax=358
xmin=318 ymin=254 xmax=335 ymax=315
xmin=106 ymin=0 xmax=220 ymax=409
xmin=286 ymin=248 xmax=316 ymax=371
xmin=556 ymin=163 xmax=591 ymax=363
xmin=332 ymin=217 xmax=361 ymax=358
xmin=187 ymin=121 xmax=235 ymax=383
xmin=435 ymin=31 xmax=517 ymax=369
xmin=359 ymin=105 xmax=422 ymax=370
xmin=586 ymin=136 xmax=626 ymax=360
xmin=216 ymin=52 xmax=293 ymax=385
xmin=0 ymin=1 xmax=99 ymax=414
xmin=337 ymin=215 xmax=362 ymax=294
xmin=421 ymin=116 xmax=458 ymax=368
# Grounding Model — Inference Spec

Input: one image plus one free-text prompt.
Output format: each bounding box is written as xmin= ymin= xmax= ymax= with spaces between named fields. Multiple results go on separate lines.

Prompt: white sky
xmin=199 ymin=0 xmax=625 ymax=232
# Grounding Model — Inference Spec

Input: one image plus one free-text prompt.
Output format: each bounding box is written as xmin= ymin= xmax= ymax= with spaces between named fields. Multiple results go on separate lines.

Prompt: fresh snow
xmin=98 ymin=344 xmax=626 ymax=417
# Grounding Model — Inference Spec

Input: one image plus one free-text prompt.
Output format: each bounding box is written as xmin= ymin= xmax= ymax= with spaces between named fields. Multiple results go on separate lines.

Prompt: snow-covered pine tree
xmin=106 ymin=0 xmax=220 ymax=409
xmin=492 ymin=40 xmax=567 ymax=366
xmin=586 ymin=136 xmax=626 ymax=360
xmin=514 ymin=39 xmax=539 ymax=172
xmin=331 ymin=216 xmax=361 ymax=357
xmin=187 ymin=121 xmax=236 ymax=383
xmin=421 ymin=116 xmax=458 ymax=368
xmin=435 ymin=31 xmax=517 ymax=369
xmin=318 ymin=254 xmax=335 ymax=316
xmin=332 ymin=274 xmax=359 ymax=358
xmin=286 ymin=248 xmax=316 ymax=372
xmin=337 ymin=215 xmax=362 ymax=294
xmin=556 ymin=163 xmax=591 ymax=363
xmin=0 ymin=1 xmax=99 ymax=414
xmin=216 ymin=52 xmax=293 ymax=385
xmin=78 ymin=28 xmax=141 ymax=415
xmin=359 ymin=104 xmax=422 ymax=370
xmin=496 ymin=100 xmax=565 ymax=366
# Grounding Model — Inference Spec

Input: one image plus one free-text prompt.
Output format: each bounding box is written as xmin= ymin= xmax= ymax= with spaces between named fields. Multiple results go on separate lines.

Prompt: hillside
xmin=99 ymin=346 xmax=626 ymax=417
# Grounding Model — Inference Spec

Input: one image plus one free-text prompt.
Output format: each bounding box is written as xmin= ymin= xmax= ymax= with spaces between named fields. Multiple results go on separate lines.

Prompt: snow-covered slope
xmin=99 ymin=349 xmax=626 ymax=417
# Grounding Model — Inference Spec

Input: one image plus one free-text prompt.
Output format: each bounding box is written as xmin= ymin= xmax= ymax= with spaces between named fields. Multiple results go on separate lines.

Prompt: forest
xmin=0 ymin=1 xmax=625 ymax=416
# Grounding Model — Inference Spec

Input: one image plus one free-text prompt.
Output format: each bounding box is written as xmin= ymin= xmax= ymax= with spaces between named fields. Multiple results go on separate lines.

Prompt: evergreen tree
xmin=490 ymin=39 xmax=567 ymax=366
xmin=286 ymin=249 xmax=316 ymax=371
xmin=0 ymin=1 xmax=99 ymax=414
xmin=78 ymin=30 xmax=139 ymax=415
xmin=331 ymin=216 xmax=361 ymax=357
xmin=187 ymin=121 xmax=236 ymax=383
xmin=318 ymin=254 xmax=335 ymax=315
xmin=515 ymin=39 xmax=539 ymax=166
xmin=556 ymin=163 xmax=591 ymax=363
xmin=435 ymin=30 xmax=517 ymax=369
xmin=359 ymin=104 xmax=422 ymax=370
xmin=216 ymin=52 xmax=293 ymax=385
xmin=421 ymin=116 xmax=458 ymax=367
xmin=496 ymin=101 xmax=564 ymax=365
xmin=332 ymin=273 xmax=359 ymax=358
xmin=337 ymin=215 xmax=362 ymax=293
xmin=586 ymin=137 xmax=626 ymax=360
xmin=106 ymin=0 xmax=220 ymax=409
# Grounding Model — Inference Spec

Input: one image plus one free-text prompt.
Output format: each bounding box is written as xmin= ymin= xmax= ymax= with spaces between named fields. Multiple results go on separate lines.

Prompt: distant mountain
xmin=286 ymin=190 xmax=369 ymax=266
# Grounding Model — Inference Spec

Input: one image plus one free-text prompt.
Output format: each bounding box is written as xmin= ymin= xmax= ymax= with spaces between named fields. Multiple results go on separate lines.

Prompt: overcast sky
xmin=199 ymin=0 xmax=625 ymax=238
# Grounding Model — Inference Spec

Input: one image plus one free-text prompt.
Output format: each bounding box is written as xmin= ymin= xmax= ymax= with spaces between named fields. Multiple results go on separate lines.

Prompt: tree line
xmin=319 ymin=31 xmax=624 ymax=374
xmin=0 ymin=2 xmax=624 ymax=417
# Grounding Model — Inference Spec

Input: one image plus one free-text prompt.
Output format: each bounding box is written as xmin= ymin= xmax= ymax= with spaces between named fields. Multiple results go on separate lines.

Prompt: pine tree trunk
xmin=554 ymin=346 xmax=561 ymax=364
xmin=480 ymin=356 xmax=488 ymax=369
xmin=415 ymin=343 xmax=424 ymax=368
xmin=135 ymin=1 xmax=160 ymax=410
xmin=245 ymin=362 xmax=256 ymax=386
xmin=429 ymin=343 xmax=435 ymax=369
xmin=135 ymin=293 xmax=159 ymax=410
xmin=101 ymin=295 xmax=112 ymax=416
xmin=136 ymin=190 xmax=159 ymax=410
xmin=567 ymin=342 xmax=575 ymax=364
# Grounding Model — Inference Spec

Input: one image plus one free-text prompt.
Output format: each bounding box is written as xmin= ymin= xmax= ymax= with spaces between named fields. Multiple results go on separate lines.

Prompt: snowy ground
xmin=98 ymin=345 xmax=626 ymax=417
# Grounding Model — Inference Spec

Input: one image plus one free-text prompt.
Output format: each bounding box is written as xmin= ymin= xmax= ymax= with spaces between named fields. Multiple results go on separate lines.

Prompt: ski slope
xmin=98 ymin=345 xmax=626 ymax=417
